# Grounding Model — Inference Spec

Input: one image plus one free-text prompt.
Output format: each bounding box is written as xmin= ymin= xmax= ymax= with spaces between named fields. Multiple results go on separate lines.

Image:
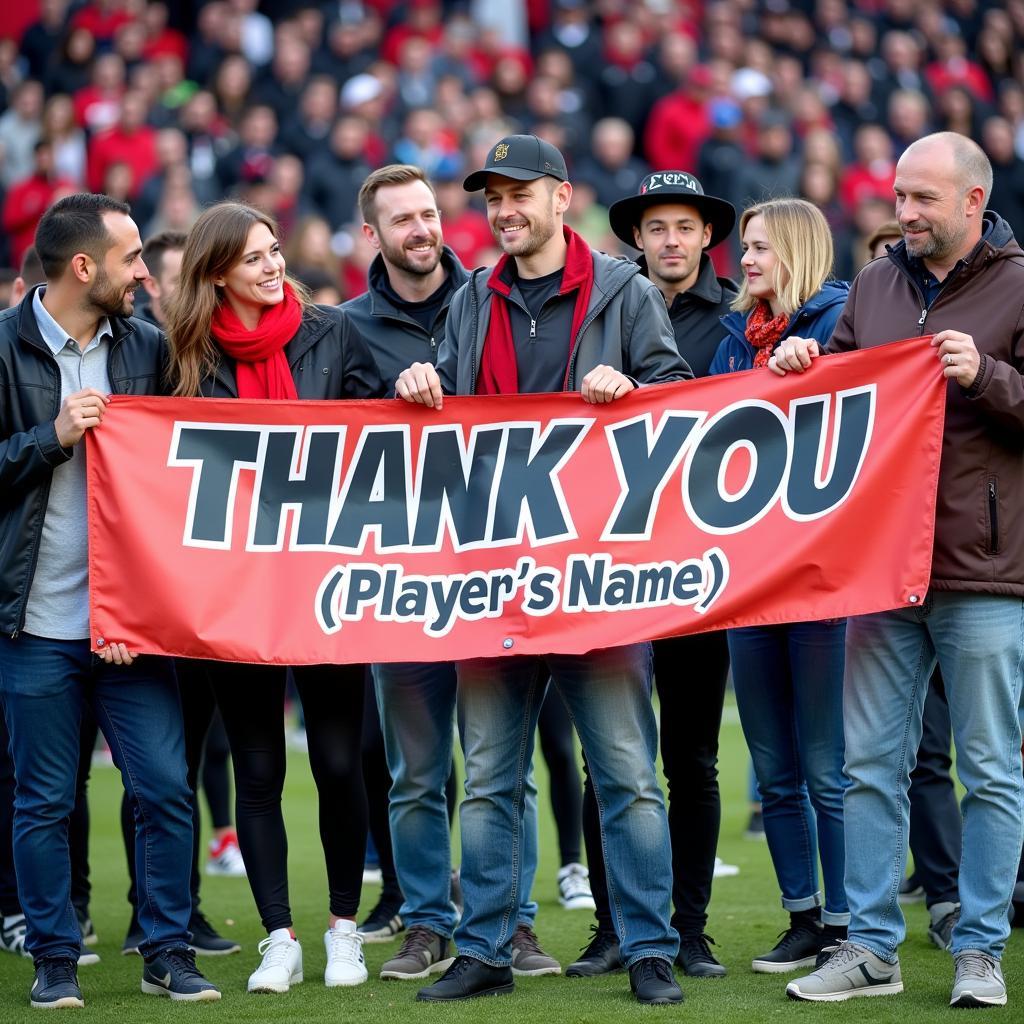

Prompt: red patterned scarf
xmin=478 ymin=226 xmax=594 ymax=395
xmin=210 ymin=282 xmax=302 ymax=399
xmin=746 ymin=300 xmax=790 ymax=369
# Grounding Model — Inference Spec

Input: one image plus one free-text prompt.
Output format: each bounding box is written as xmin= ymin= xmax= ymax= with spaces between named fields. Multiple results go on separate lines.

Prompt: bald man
xmin=775 ymin=133 xmax=1024 ymax=1010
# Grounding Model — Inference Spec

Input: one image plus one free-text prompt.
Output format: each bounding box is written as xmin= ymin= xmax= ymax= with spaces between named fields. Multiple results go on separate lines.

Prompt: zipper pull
xmin=530 ymin=318 xmax=536 ymax=338
xmin=430 ymin=335 xmax=436 ymax=349
xmin=990 ymin=480 xmax=997 ymax=500
xmin=918 ymin=308 xmax=927 ymax=328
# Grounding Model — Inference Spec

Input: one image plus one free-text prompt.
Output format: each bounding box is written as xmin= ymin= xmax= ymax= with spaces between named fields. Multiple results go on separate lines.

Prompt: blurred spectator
xmin=0 ymin=81 xmax=44 ymax=188
xmin=575 ymin=118 xmax=649 ymax=211
xmin=20 ymin=0 xmax=70 ymax=83
xmin=284 ymin=214 xmax=342 ymax=288
xmin=253 ymin=32 xmax=312 ymax=122
xmin=74 ymin=52 xmax=126 ymax=133
xmin=984 ymin=116 xmax=1024 ymax=239
xmin=280 ymin=76 xmax=338 ymax=162
xmin=213 ymin=53 xmax=254 ymax=127
xmin=925 ymin=31 xmax=994 ymax=104
xmin=71 ymin=0 xmax=134 ymax=44
xmin=133 ymin=127 xmax=194 ymax=230
xmin=536 ymin=0 xmax=603 ymax=80
xmin=840 ymin=124 xmax=897 ymax=213
xmin=645 ymin=55 xmax=712 ymax=173
xmin=936 ymin=84 xmax=987 ymax=140
xmin=888 ymin=88 xmax=933 ymax=152
xmin=145 ymin=167 xmax=200 ymax=237
xmin=137 ymin=229 xmax=186 ymax=330
xmin=433 ymin=170 xmax=495 ymax=270
xmin=395 ymin=36 xmax=438 ymax=112
xmin=215 ymin=103 xmax=278 ymax=193
xmin=188 ymin=1 xmax=230 ymax=86
xmin=391 ymin=107 xmax=460 ymax=179
xmin=734 ymin=111 xmax=801 ymax=211
xmin=1 ymin=141 xmax=76 ymax=266
xmin=597 ymin=17 xmax=657 ymax=138
xmin=230 ymin=0 xmax=274 ymax=67
xmin=46 ymin=27 xmax=97 ymax=98
xmin=305 ymin=116 xmax=372 ymax=230
xmin=382 ymin=0 xmax=444 ymax=67
xmin=87 ymin=90 xmax=159 ymax=197
xmin=41 ymin=94 xmax=86 ymax=187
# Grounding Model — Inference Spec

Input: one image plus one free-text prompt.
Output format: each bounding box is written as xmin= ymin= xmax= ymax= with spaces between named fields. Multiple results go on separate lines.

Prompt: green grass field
xmin=0 ymin=696 xmax=1020 ymax=1021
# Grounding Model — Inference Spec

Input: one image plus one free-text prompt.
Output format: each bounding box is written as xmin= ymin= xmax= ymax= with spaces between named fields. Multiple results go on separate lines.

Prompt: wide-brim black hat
xmin=464 ymin=134 xmax=568 ymax=192
xmin=608 ymin=171 xmax=736 ymax=250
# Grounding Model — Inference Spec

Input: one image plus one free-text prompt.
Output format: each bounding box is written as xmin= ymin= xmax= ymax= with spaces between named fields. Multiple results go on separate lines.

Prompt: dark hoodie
xmin=342 ymin=246 xmax=469 ymax=395
xmin=638 ymin=253 xmax=738 ymax=378
xmin=709 ymin=280 xmax=851 ymax=376
xmin=827 ymin=211 xmax=1024 ymax=596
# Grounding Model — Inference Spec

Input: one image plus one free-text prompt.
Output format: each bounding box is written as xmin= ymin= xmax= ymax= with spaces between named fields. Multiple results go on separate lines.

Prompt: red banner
xmin=87 ymin=336 xmax=945 ymax=665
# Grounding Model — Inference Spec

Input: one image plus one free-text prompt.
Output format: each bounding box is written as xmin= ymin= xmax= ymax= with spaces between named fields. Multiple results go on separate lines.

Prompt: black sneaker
xmin=744 ymin=809 xmax=766 ymax=839
xmin=189 ymin=911 xmax=241 ymax=956
xmin=751 ymin=914 xmax=824 ymax=973
xmin=141 ymin=947 xmax=221 ymax=1001
xmin=928 ymin=902 xmax=960 ymax=952
xmin=357 ymin=900 xmax=405 ymax=943
xmin=30 ymin=957 xmax=84 ymax=1009
xmin=676 ymin=933 xmax=726 ymax=978
xmin=416 ymin=955 xmax=513 ymax=1002
xmin=565 ymin=926 xmax=622 ymax=977
xmin=898 ymin=874 xmax=925 ymax=904
xmin=629 ymin=957 xmax=684 ymax=1005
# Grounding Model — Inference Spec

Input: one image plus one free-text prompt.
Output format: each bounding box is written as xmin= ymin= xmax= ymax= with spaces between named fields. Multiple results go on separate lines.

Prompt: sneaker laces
xmin=635 ymin=957 xmax=674 ymax=985
xmin=559 ymin=865 xmax=592 ymax=900
xmin=814 ymin=940 xmax=863 ymax=974
xmin=363 ymin=900 xmax=402 ymax=930
xmin=257 ymin=935 xmax=297 ymax=968
xmin=161 ymin=947 xmax=205 ymax=981
xmin=512 ymin=924 xmax=544 ymax=954
xmin=397 ymin=925 xmax=438 ymax=958
xmin=679 ymin=933 xmax=717 ymax=962
xmin=577 ymin=924 xmax=617 ymax=958
xmin=956 ymin=951 xmax=997 ymax=980
xmin=326 ymin=926 xmax=364 ymax=964
xmin=39 ymin=957 xmax=78 ymax=987
xmin=773 ymin=919 xmax=821 ymax=953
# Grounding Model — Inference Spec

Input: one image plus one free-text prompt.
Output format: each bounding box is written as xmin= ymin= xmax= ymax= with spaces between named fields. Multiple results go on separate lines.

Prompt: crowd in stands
xmin=3 ymin=0 xmax=1024 ymax=304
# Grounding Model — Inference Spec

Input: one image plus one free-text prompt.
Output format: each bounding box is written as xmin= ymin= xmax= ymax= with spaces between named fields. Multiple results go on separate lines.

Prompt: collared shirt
xmin=24 ymin=288 xmax=113 ymax=640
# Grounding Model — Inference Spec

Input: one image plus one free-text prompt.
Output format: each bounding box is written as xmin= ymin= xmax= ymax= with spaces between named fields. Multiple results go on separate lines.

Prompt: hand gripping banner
xmin=87 ymin=336 xmax=945 ymax=665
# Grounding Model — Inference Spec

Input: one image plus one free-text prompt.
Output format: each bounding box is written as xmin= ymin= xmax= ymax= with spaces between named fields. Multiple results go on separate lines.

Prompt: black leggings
xmin=210 ymin=662 xmax=367 ymax=930
xmin=202 ymin=710 xmax=233 ymax=830
xmin=537 ymin=688 xmax=583 ymax=866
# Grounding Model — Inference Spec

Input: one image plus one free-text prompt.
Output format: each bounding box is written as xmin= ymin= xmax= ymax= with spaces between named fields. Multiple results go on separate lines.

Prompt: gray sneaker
xmin=511 ymin=924 xmax=561 ymax=976
xmin=950 ymin=951 xmax=1006 ymax=1008
xmin=786 ymin=941 xmax=903 ymax=1002
xmin=928 ymin=902 xmax=960 ymax=952
xmin=380 ymin=926 xmax=454 ymax=980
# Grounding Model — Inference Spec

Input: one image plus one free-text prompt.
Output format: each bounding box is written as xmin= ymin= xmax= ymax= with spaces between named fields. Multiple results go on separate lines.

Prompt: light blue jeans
xmin=455 ymin=643 xmax=677 ymax=967
xmin=373 ymin=662 xmax=538 ymax=939
xmin=843 ymin=593 xmax=1024 ymax=961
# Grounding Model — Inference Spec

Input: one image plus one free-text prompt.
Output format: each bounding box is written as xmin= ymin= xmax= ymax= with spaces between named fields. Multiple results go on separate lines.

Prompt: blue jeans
xmin=455 ymin=643 xmax=676 ymax=967
xmin=843 ymin=593 xmax=1024 ymax=961
xmin=0 ymin=634 xmax=193 ymax=961
xmin=373 ymin=661 xmax=538 ymax=939
xmin=729 ymin=621 xmax=849 ymax=925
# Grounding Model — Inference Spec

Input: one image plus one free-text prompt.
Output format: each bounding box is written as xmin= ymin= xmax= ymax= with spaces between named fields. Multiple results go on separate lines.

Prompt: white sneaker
xmin=557 ymin=863 xmax=596 ymax=911
xmin=247 ymin=931 xmax=303 ymax=993
xmin=713 ymin=856 xmax=740 ymax=878
xmin=324 ymin=920 xmax=367 ymax=987
xmin=206 ymin=833 xmax=247 ymax=877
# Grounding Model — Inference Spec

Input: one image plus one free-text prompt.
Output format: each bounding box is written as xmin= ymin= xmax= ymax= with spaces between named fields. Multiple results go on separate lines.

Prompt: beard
xmin=495 ymin=208 xmax=558 ymax=258
xmin=902 ymin=206 xmax=968 ymax=262
xmin=379 ymin=234 xmax=443 ymax=277
xmin=87 ymin=264 xmax=136 ymax=317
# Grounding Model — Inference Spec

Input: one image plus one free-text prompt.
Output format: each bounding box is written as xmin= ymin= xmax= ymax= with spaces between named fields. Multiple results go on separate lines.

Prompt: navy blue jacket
xmin=708 ymin=280 xmax=850 ymax=375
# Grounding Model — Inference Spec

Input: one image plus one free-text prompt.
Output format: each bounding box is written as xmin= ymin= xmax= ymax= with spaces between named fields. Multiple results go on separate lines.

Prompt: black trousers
xmin=908 ymin=668 xmax=962 ymax=907
xmin=210 ymin=662 xmax=367 ymax=930
xmin=584 ymin=630 xmax=729 ymax=935
xmin=537 ymin=688 xmax=583 ymax=867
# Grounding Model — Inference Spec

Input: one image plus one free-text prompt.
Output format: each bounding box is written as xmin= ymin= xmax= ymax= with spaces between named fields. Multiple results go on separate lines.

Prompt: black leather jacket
xmin=0 ymin=286 xmax=169 ymax=635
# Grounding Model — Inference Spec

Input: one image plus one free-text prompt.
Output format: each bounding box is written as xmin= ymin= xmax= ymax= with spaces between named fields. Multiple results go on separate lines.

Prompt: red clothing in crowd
xmin=87 ymin=125 xmax=159 ymax=196
xmin=2 ymin=174 xmax=76 ymax=266
xmin=73 ymin=85 xmax=124 ymax=132
xmin=439 ymin=209 xmax=494 ymax=270
xmin=925 ymin=58 xmax=994 ymax=103
xmin=644 ymin=90 xmax=711 ymax=173
xmin=840 ymin=160 xmax=897 ymax=212
xmin=71 ymin=4 xmax=135 ymax=42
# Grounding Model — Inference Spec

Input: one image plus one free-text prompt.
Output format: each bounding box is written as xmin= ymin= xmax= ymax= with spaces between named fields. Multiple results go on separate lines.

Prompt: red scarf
xmin=210 ymin=282 xmax=302 ymax=399
xmin=746 ymin=300 xmax=790 ymax=369
xmin=478 ymin=226 xmax=595 ymax=395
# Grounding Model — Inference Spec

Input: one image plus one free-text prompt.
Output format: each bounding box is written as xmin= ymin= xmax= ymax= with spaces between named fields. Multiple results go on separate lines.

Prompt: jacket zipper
xmin=564 ymin=284 xmax=623 ymax=390
xmin=988 ymin=477 xmax=999 ymax=554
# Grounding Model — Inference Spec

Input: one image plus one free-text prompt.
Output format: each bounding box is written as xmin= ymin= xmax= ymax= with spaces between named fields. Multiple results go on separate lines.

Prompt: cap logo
xmin=641 ymin=172 xmax=700 ymax=195
xmin=494 ymin=143 xmax=509 ymax=161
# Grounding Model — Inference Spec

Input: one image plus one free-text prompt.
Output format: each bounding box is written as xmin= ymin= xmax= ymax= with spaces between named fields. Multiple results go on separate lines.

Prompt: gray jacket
xmin=436 ymin=249 xmax=691 ymax=395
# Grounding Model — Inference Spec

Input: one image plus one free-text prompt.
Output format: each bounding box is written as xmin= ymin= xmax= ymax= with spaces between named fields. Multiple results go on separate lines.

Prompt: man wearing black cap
xmin=396 ymin=134 xmax=690 ymax=1006
xmin=566 ymin=173 xmax=738 ymax=982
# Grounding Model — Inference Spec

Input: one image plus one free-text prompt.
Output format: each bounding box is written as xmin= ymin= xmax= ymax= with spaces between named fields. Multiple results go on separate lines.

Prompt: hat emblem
xmin=494 ymin=143 xmax=509 ymax=161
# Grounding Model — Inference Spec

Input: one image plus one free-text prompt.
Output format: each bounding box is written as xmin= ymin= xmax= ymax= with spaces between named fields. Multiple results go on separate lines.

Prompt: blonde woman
xmin=710 ymin=198 xmax=851 ymax=973
xmin=166 ymin=202 xmax=384 ymax=995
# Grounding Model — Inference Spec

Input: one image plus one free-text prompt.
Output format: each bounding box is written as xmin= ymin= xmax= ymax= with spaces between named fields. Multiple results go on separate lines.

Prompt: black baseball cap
xmin=608 ymin=171 xmax=736 ymax=250
xmin=463 ymin=134 xmax=569 ymax=192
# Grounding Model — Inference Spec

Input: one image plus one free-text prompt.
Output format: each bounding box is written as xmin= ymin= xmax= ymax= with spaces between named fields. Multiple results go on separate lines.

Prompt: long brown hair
xmin=166 ymin=202 xmax=311 ymax=397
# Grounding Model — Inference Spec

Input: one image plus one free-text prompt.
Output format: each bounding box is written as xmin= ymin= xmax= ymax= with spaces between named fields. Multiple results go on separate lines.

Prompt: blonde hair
xmin=731 ymin=198 xmax=834 ymax=315
xmin=166 ymin=202 xmax=311 ymax=397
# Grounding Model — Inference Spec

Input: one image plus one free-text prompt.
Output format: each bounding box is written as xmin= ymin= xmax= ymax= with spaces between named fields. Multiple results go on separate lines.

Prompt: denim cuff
xmin=820 ymin=909 xmax=851 ymax=927
xmin=781 ymin=891 xmax=822 ymax=913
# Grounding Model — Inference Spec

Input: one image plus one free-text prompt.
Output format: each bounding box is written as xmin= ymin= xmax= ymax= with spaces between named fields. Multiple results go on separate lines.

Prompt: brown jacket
xmin=827 ymin=212 xmax=1024 ymax=596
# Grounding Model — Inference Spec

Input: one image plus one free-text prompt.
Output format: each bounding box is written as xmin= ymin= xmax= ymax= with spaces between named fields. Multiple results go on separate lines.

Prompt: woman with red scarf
xmin=166 ymin=202 xmax=384 ymax=996
xmin=709 ymin=198 xmax=852 ymax=975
